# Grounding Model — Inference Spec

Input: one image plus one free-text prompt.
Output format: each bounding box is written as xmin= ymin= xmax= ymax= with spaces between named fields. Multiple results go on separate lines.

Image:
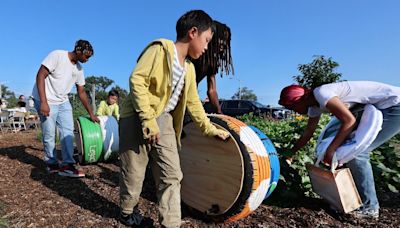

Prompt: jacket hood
xmin=137 ymin=38 xmax=175 ymax=63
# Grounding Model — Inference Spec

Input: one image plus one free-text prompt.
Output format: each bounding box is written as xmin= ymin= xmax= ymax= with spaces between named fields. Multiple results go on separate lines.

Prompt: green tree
xmin=84 ymin=76 xmax=114 ymax=103
xmin=231 ymin=86 xmax=257 ymax=101
xmin=0 ymin=84 xmax=17 ymax=107
xmin=293 ymin=55 xmax=342 ymax=89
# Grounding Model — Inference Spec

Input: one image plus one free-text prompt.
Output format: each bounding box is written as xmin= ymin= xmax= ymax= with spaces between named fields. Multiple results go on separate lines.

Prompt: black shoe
xmin=120 ymin=210 xmax=153 ymax=227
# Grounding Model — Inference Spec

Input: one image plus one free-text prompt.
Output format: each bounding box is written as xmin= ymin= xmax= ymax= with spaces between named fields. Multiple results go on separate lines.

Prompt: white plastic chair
xmin=0 ymin=111 xmax=12 ymax=133
xmin=10 ymin=111 xmax=26 ymax=132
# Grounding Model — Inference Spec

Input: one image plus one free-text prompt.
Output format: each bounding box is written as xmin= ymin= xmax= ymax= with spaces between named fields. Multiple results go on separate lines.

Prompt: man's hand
xmin=89 ymin=114 xmax=100 ymax=123
xmin=40 ymin=102 xmax=50 ymax=117
xmin=148 ymin=133 xmax=160 ymax=145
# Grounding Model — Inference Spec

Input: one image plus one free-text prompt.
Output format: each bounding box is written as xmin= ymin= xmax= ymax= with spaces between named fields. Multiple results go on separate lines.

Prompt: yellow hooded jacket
xmin=120 ymin=39 xmax=226 ymax=147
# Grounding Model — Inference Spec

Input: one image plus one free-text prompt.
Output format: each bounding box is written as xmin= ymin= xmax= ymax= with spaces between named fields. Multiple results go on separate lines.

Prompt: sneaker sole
xmin=58 ymin=172 xmax=85 ymax=178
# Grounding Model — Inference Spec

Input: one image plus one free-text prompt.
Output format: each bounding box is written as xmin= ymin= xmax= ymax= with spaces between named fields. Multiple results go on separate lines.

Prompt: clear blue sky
xmin=1 ymin=0 xmax=399 ymax=106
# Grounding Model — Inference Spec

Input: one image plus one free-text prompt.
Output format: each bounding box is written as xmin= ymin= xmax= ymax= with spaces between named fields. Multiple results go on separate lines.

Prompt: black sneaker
xmin=46 ymin=163 xmax=60 ymax=173
xmin=120 ymin=210 xmax=153 ymax=227
xmin=58 ymin=164 xmax=85 ymax=178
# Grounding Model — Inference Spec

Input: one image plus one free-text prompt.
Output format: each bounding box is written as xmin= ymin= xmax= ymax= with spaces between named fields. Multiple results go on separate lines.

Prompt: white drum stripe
xmin=239 ymin=126 xmax=269 ymax=157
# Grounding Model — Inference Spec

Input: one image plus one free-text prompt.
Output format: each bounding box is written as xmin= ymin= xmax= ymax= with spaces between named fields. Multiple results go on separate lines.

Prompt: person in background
xmin=279 ymin=81 xmax=400 ymax=219
xmin=96 ymin=89 xmax=120 ymax=120
xmin=192 ymin=20 xmax=234 ymax=114
xmin=0 ymin=99 xmax=6 ymax=110
xmin=17 ymin=95 xmax=26 ymax=108
xmin=28 ymin=96 xmax=35 ymax=109
xmin=118 ymin=10 xmax=230 ymax=227
xmin=32 ymin=39 xmax=99 ymax=178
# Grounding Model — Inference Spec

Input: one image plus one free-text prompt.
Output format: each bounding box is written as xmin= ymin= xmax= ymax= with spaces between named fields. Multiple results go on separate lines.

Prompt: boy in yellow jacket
xmin=96 ymin=89 xmax=120 ymax=120
xmin=119 ymin=10 xmax=229 ymax=227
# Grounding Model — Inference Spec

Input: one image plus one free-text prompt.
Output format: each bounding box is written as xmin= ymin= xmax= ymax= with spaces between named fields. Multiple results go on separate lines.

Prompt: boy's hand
xmin=215 ymin=130 xmax=230 ymax=141
xmin=148 ymin=133 xmax=160 ymax=145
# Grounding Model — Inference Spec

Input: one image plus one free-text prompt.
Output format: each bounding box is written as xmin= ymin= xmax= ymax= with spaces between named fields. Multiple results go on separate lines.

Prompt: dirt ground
xmin=1 ymin=130 xmax=399 ymax=227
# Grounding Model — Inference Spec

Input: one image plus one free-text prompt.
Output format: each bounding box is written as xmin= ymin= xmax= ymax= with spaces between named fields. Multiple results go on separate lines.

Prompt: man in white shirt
xmin=279 ymin=81 xmax=400 ymax=219
xmin=32 ymin=40 xmax=99 ymax=178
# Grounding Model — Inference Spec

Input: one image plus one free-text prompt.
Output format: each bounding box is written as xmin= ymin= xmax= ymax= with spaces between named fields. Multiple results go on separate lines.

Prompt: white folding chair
xmin=0 ymin=111 xmax=12 ymax=133
xmin=10 ymin=111 xmax=26 ymax=132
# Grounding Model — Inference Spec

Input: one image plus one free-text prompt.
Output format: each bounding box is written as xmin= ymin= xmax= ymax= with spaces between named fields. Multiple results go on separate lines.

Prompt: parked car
xmin=203 ymin=99 xmax=290 ymax=118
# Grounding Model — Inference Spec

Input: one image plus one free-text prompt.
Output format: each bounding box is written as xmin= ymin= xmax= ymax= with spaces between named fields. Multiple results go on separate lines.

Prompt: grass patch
xmin=0 ymin=201 xmax=9 ymax=228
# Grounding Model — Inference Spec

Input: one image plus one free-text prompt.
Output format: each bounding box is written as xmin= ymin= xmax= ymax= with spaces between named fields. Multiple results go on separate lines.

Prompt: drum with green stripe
xmin=74 ymin=116 xmax=103 ymax=164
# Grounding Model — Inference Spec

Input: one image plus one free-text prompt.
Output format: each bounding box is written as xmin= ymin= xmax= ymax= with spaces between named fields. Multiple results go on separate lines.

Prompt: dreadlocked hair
xmin=195 ymin=20 xmax=234 ymax=77
xmin=74 ymin=39 xmax=94 ymax=55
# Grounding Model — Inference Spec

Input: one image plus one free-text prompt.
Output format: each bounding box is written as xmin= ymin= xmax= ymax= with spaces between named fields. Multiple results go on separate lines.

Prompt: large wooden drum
xmin=181 ymin=114 xmax=271 ymax=222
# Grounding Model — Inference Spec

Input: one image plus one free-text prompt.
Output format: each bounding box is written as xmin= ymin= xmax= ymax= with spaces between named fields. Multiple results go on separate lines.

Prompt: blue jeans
xmin=347 ymin=105 xmax=400 ymax=211
xmin=34 ymin=100 xmax=75 ymax=165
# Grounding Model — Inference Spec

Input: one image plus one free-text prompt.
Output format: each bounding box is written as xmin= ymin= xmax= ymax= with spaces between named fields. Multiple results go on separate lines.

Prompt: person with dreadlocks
xmin=279 ymin=81 xmax=400 ymax=219
xmin=191 ymin=20 xmax=234 ymax=113
xmin=32 ymin=39 xmax=99 ymax=178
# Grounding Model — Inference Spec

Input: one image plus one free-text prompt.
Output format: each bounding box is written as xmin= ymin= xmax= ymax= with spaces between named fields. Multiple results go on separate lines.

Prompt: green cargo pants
xmin=119 ymin=112 xmax=183 ymax=228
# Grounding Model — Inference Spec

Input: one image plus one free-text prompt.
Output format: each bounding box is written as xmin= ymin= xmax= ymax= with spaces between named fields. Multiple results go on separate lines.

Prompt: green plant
xmin=241 ymin=114 xmax=329 ymax=199
xmin=240 ymin=113 xmax=400 ymax=204
xmin=0 ymin=201 xmax=9 ymax=227
xmin=370 ymin=134 xmax=400 ymax=193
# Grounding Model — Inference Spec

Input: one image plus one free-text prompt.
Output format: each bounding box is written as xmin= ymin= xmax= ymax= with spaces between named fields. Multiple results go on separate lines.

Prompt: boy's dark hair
xmin=176 ymin=10 xmax=213 ymax=40
xmin=74 ymin=39 xmax=94 ymax=55
xmin=193 ymin=20 xmax=234 ymax=77
xmin=108 ymin=89 xmax=120 ymax=98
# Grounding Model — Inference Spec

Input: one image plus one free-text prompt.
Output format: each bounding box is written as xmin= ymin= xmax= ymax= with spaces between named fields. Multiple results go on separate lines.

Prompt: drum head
xmin=181 ymin=121 xmax=244 ymax=215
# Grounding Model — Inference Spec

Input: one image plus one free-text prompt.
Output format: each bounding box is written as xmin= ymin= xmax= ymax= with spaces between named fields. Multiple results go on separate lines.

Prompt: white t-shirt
xmin=308 ymin=81 xmax=400 ymax=117
xmin=32 ymin=50 xmax=85 ymax=105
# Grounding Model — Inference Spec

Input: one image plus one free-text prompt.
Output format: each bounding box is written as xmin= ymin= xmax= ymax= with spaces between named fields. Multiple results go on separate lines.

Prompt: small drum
xmin=249 ymin=126 xmax=280 ymax=199
xmin=181 ymin=114 xmax=271 ymax=222
xmin=74 ymin=116 xmax=119 ymax=164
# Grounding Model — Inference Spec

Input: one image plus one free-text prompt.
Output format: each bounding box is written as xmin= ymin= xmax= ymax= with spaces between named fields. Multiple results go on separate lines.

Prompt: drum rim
xmin=181 ymin=121 xmax=244 ymax=215
xmin=74 ymin=119 xmax=84 ymax=164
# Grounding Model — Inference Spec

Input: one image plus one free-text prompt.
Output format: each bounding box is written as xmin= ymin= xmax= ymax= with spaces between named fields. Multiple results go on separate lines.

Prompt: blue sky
xmin=1 ymin=0 xmax=399 ymax=106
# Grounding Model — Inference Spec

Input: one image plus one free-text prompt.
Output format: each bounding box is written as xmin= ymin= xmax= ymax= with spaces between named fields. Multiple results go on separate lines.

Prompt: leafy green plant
xmin=0 ymin=201 xmax=9 ymax=227
xmin=240 ymin=113 xmax=400 ymax=204
xmin=241 ymin=114 xmax=329 ymax=200
xmin=370 ymin=134 xmax=400 ymax=193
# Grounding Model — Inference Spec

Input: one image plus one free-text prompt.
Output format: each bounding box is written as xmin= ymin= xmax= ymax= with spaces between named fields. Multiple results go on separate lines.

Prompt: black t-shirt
xmin=17 ymin=101 xmax=26 ymax=108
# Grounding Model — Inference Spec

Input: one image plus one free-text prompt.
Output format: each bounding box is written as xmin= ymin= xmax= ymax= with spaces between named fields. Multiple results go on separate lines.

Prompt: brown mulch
xmin=0 ymin=131 xmax=399 ymax=227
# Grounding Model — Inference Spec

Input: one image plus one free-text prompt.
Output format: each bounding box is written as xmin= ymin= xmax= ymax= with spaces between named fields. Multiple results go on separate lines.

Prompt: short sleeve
xmin=41 ymin=50 xmax=60 ymax=73
xmin=76 ymin=63 xmax=86 ymax=86
xmin=313 ymin=85 xmax=336 ymax=108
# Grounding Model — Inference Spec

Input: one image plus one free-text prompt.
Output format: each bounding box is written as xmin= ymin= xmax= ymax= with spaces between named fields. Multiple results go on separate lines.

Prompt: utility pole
xmin=91 ymin=84 xmax=96 ymax=113
xmin=230 ymin=77 xmax=241 ymax=100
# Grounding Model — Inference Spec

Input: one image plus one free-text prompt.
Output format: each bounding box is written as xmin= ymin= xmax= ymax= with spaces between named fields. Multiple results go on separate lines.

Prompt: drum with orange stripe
xmin=180 ymin=114 xmax=271 ymax=222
